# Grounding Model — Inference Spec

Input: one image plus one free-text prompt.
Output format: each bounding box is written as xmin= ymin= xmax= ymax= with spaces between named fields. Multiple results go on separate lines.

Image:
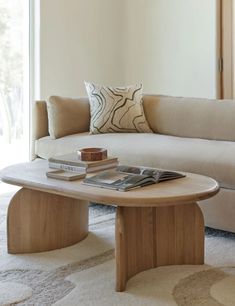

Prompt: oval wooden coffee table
xmin=0 ymin=160 xmax=219 ymax=292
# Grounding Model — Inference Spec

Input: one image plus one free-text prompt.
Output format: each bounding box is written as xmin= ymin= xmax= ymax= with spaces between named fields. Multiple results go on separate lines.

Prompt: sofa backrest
xmin=47 ymin=96 xmax=90 ymax=139
xmin=35 ymin=95 xmax=235 ymax=142
xmin=143 ymin=95 xmax=235 ymax=141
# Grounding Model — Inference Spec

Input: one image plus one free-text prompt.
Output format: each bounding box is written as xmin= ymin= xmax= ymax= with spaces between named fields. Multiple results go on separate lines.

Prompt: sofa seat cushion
xmin=36 ymin=133 xmax=235 ymax=189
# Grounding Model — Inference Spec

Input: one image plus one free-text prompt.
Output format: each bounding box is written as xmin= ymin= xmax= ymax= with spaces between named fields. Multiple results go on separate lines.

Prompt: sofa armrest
xmin=34 ymin=101 xmax=49 ymax=140
xmin=30 ymin=101 xmax=49 ymax=160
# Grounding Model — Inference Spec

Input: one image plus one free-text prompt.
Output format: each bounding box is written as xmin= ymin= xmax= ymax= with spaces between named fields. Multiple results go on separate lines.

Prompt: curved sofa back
xmin=143 ymin=95 xmax=235 ymax=141
xmin=34 ymin=95 xmax=235 ymax=142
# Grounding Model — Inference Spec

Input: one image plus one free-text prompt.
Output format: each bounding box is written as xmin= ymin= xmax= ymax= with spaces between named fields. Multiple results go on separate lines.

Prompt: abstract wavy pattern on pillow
xmin=85 ymin=82 xmax=152 ymax=134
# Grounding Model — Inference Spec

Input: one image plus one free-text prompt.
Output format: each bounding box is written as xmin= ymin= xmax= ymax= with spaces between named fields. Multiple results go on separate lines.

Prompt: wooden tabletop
xmin=0 ymin=160 xmax=219 ymax=207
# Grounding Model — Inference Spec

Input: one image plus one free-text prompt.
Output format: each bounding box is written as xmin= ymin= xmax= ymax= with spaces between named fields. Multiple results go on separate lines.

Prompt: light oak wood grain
xmin=0 ymin=160 xmax=219 ymax=291
xmin=0 ymin=160 xmax=219 ymax=207
xmin=115 ymin=203 xmax=204 ymax=292
xmin=7 ymin=188 xmax=88 ymax=254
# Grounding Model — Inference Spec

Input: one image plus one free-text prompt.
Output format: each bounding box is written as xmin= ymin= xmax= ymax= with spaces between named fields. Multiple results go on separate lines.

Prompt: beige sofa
xmin=33 ymin=95 xmax=235 ymax=233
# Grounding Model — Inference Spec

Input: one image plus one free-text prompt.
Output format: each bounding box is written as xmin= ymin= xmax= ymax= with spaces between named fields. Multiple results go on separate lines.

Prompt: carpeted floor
xmin=1 ymin=191 xmax=235 ymax=305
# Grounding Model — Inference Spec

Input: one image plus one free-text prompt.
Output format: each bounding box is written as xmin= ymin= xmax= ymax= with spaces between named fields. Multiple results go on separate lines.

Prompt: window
xmin=0 ymin=0 xmax=29 ymax=170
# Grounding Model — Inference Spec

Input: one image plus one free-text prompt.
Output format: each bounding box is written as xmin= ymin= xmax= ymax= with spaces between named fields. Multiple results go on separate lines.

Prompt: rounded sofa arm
xmin=30 ymin=101 xmax=49 ymax=160
xmin=33 ymin=101 xmax=49 ymax=140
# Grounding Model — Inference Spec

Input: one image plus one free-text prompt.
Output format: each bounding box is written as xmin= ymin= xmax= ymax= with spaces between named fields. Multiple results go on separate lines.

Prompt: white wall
xmin=40 ymin=0 xmax=125 ymax=99
xmin=124 ymin=0 xmax=217 ymax=98
xmin=39 ymin=0 xmax=217 ymax=100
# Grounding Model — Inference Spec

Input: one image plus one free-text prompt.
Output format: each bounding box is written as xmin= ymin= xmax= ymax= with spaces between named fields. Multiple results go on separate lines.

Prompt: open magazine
xmin=82 ymin=165 xmax=186 ymax=191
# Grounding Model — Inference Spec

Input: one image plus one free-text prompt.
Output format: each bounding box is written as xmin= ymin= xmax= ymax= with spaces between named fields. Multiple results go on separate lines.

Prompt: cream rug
xmin=1 ymin=191 xmax=235 ymax=305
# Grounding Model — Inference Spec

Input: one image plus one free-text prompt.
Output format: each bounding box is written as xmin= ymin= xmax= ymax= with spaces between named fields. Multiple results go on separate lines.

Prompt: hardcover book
xmin=83 ymin=165 xmax=186 ymax=191
xmin=46 ymin=169 xmax=86 ymax=181
xmin=48 ymin=152 xmax=118 ymax=173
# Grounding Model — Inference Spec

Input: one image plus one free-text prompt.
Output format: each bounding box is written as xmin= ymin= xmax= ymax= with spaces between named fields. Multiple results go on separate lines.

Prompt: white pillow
xmin=85 ymin=82 xmax=152 ymax=134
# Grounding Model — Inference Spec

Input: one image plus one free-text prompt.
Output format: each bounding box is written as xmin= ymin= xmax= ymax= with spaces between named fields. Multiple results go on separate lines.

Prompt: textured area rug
xmin=1 ymin=191 xmax=235 ymax=305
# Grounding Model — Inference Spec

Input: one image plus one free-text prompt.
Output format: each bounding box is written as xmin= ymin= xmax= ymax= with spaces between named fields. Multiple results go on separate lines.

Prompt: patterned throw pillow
xmin=85 ymin=82 xmax=152 ymax=134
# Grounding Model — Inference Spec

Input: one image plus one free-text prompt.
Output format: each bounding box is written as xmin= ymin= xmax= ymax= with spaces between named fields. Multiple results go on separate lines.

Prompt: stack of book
xmin=48 ymin=152 xmax=118 ymax=173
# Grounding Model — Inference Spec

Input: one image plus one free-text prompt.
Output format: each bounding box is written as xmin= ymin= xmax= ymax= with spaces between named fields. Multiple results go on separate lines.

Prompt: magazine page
xmin=116 ymin=165 xmax=185 ymax=181
xmin=83 ymin=166 xmax=185 ymax=191
xmin=83 ymin=170 xmax=155 ymax=191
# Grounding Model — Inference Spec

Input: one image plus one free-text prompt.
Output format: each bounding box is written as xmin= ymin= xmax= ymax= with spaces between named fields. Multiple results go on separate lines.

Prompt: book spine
xmin=87 ymin=162 xmax=118 ymax=173
xmin=48 ymin=159 xmax=86 ymax=167
xmin=86 ymin=158 xmax=118 ymax=168
xmin=48 ymin=157 xmax=118 ymax=168
xmin=48 ymin=162 xmax=86 ymax=173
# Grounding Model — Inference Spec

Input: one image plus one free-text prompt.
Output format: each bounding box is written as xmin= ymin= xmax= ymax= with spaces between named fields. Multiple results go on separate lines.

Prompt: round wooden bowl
xmin=78 ymin=148 xmax=107 ymax=161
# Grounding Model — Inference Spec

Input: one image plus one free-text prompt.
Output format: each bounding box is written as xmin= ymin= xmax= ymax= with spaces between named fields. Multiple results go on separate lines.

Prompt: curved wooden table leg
xmin=115 ymin=203 xmax=204 ymax=292
xmin=7 ymin=188 xmax=88 ymax=254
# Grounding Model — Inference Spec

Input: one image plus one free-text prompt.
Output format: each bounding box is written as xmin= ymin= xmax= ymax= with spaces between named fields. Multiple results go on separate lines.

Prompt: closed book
xmin=46 ymin=169 xmax=86 ymax=181
xmin=48 ymin=152 xmax=118 ymax=168
xmin=48 ymin=162 xmax=86 ymax=173
xmin=48 ymin=161 xmax=118 ymax=173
